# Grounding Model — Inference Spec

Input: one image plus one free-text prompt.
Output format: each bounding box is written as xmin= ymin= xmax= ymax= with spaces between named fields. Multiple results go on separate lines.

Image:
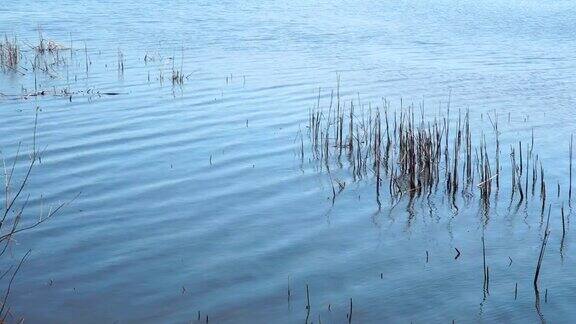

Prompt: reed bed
xmin=304 ymin=86 xmax=564 ymax=212
xmin=301 ymin=85 xmax=576 ymax=321
xmin=1 ymin=33 xmax=200 ymax=103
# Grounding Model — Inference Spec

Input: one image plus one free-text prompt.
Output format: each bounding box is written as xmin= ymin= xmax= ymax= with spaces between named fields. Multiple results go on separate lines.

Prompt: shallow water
xmin=1 ymin=0 xmax=576 ymax=323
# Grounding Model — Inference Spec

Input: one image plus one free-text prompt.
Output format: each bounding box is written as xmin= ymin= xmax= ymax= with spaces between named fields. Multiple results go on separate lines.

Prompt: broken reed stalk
xmin=570 ymin=134 xmax=573 ymax=206
xmin=482 ymin=236 xmax=489 ymax=297
xmin=526 ymin=142 xmax=530 ymax=204
xmin=561 ymin=204 xmax=566 ymax=255
xmin=495 ymin=114 xmax=500 ymax=190
xmin=540 ymin=164 xmax=546 ymax=216
xmin=561 ymin=204 xmax=566 ymax=239
xmin=348 ymin=298 xmax=353 ymax=324
xmin=84 ymin=41 xmax=89 ymax=75
xmin=287 ymin=276 xmax=291 ymax=301
xmin=534 ymin=205 xmax=551 ymax=290
xmin=305 ymin=284 xmax=310 ymax=310
xmin=304 ymin=283 xmax=311 ymax=324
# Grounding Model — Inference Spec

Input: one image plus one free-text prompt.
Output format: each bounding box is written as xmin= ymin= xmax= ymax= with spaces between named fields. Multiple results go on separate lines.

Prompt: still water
xmin=1 ymin=0 xmax=576 ymax=322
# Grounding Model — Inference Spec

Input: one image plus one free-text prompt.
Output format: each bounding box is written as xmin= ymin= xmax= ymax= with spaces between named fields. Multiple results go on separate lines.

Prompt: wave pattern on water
xmin=1 ymin=0 xmax=576 ymax=323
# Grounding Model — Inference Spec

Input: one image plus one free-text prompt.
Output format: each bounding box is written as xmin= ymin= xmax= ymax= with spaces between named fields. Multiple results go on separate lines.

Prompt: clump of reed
xmin=171 ymin=47 xmax=185 ymax=86
xmin=117 ymin=48 xmax=125 ymax=76
xmin=35 ymin=40 xmax=65 ymax=54
xmin=172 ymin=68 xmax=184 ymax=85
xmin=305 ymin=85 xmax=563 ymax=211
xmin=1 ymin=30 xmax=69 ymax=79
xmin=30 ymin=31 xmax=69 ymax=78
xmin=0 ymin=36 xmax=20 ymax=71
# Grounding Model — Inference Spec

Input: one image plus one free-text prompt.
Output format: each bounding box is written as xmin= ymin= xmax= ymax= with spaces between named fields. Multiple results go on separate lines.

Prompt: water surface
xmin=1 ymin=0 xmax=576 ymax=323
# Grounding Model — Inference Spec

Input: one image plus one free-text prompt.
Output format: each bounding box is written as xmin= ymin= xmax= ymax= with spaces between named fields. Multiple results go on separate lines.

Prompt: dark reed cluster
xmin=305 ymin=85 xmax=570 ymax=215
xmin=0 ymin=36 xmax=20 ymax=72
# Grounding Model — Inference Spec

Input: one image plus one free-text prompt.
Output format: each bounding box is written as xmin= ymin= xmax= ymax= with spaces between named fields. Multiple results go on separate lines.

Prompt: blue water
xmin=1 ymin=0 xmax=576 ymax=323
